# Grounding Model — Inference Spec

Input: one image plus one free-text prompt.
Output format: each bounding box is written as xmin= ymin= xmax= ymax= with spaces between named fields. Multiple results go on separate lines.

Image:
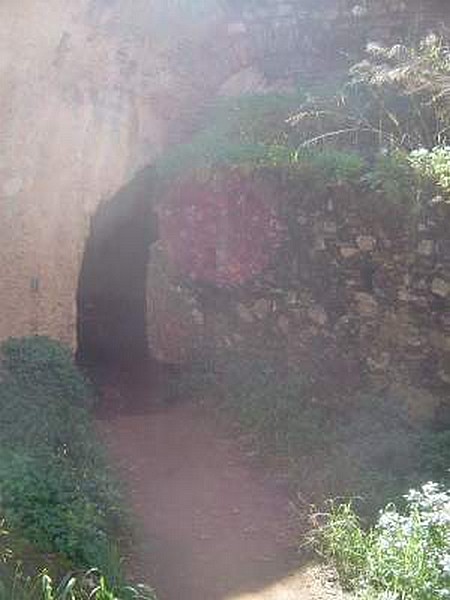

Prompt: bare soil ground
xmin=95 ymin=365 xmax=347 ymax=600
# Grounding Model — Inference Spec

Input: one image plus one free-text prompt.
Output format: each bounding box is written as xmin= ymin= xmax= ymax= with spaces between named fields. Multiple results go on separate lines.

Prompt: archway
xmin=76 ymin=168 xmax=158 ymax=369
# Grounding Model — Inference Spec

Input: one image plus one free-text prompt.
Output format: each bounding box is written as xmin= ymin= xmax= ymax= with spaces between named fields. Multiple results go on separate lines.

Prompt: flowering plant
xmin=317 ymin=481 xmax=450 ymax=599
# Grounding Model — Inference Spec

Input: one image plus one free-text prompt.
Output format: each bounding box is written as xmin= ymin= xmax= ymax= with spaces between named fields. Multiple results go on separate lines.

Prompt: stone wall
xmin=223 ymin=0 xmax=450 ymax=87
xmin=146 ymin=173 xmax=450 ymax=397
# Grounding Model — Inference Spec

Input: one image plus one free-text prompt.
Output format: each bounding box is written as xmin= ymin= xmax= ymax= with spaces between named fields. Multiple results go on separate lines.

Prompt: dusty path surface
xmin=95 ymin=366 xmax=344 ymax=600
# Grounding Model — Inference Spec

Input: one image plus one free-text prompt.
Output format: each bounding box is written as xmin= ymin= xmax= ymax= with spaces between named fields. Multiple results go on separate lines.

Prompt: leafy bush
xmin=153 ymin=93 xmax=303 ymax=181
xmin=409 ymin=146 xmax=450 ymax=196
xmin=292 ymin=148 xmax=365 ymax=184
xmin=1 ymin=336 xmax=92 ymax=406
xmin=0 ymin=452 xmax=113 ymax=566
xmin=316 ymin=482 xmax=450 ymax=599
xmin=0 ymin=337 xmax=122 ymax=569
xmin=364 ymin=151 xmax=420 ymax=208
xmin=364 ymin=145 xmax=450 ymax=209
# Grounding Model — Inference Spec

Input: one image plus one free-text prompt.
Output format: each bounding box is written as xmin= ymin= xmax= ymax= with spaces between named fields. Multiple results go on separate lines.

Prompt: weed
xmin=313 ymin=501 xmax=372 ymax=588
xmin=0 ymin=567 xmax=156 ymax=600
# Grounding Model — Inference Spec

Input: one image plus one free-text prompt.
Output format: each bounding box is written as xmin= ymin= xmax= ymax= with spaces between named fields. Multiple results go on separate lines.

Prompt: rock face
xmin=157 ymin=174 xmax=284 ymax=287
xmin=0 ymin=1 xmax=166 ymax=346
xmin=1 ymin=0 xmax=448 ymax=352
xmin=0 ymin=0 xmax=247 ymax=348
xmin=148 ymin=171 xmax=450 ymax=390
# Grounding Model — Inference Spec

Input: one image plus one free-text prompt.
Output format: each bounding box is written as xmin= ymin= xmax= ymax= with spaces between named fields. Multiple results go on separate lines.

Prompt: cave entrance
xmin=76 ymin=170 xmax=158 ymax=373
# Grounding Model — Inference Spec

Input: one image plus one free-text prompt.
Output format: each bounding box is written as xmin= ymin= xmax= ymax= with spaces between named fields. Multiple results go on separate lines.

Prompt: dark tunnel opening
xmin=76 ymin=169 xmax=158 ymax=371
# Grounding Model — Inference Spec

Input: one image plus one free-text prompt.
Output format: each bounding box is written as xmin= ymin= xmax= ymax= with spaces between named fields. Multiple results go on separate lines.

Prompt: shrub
xmin=316 ymin=482 xmax=450 ymax=599
xmin=0 ymin=337 xmax=122 ymax=569
xmin=1 ymin=336 xmax=92 ymax=406
xmin=292 ymin=148 xmax=365 ymax=184
xmin=152 ymin=90 xmax=365 ymax=189
xmin=409 ymin=146 xmax=450 ymax=196
xmin=0 ymin=452 xmax=112 ymax=566
xmin=364 ymin=151 xmax=419 ymax=207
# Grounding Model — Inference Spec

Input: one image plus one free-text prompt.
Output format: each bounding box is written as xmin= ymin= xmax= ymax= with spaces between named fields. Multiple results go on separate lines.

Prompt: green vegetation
xmin=0 ymin=566 xmax=155 ymax=600
xmin=409 ymin=146 xmax=450 ymax=196
xmin=0 ymin=337 xmax=119 ymax=567
xmin=288 ymin=36 xmax=450 ymax=153
xmin=152 ymin=92 xmax=305 ymax=181
xmin=348 ymin=36 xmax=450 ymax=151
xmin=364 ymin=151 xmax=418 ymax=207
xmin=315 ymin=483 xmax=450 ymax=599
xmin=180 ymin=350 xmax=449 ymax=510
xmin=151 ymin=36 xmax=450 ymax=218
xmin=0 ymin=337 xmax=154 ymax=598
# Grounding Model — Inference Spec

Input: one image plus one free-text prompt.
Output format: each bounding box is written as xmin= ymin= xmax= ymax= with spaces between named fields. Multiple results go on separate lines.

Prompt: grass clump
xmin=0 ymin=521 xmax=156 ymax=599
xmin=315 ymin=482 xmax=450 ymax=599
xmin=152 ymin=91 xmax=366 ymax=192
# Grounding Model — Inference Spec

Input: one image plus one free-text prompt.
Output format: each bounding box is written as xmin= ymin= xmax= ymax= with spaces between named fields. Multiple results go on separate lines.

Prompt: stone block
xmin=356 ymin=235 xmax=376 ymax=252
xmin=431 ymin=278 xmax=450 ymax=298
xmin=307 ymin=306 xmax=328 ymax=326
xmin=354 ymin=292 xmax=378 ymax=317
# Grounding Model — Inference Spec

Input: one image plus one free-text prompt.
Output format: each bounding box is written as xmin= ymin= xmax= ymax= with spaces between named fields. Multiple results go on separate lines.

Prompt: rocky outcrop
xmin=1 ymin=0 xmax=448 ymax=352
xmin=0 ymin=0 xmax=252 ymax=348
xmin=147 ymin=172 xmax=450 ymax=392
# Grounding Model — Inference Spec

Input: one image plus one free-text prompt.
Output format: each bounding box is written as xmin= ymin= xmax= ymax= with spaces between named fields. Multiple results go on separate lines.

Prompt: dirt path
xmin=96 ymin=369 xmax=344 ymax=600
